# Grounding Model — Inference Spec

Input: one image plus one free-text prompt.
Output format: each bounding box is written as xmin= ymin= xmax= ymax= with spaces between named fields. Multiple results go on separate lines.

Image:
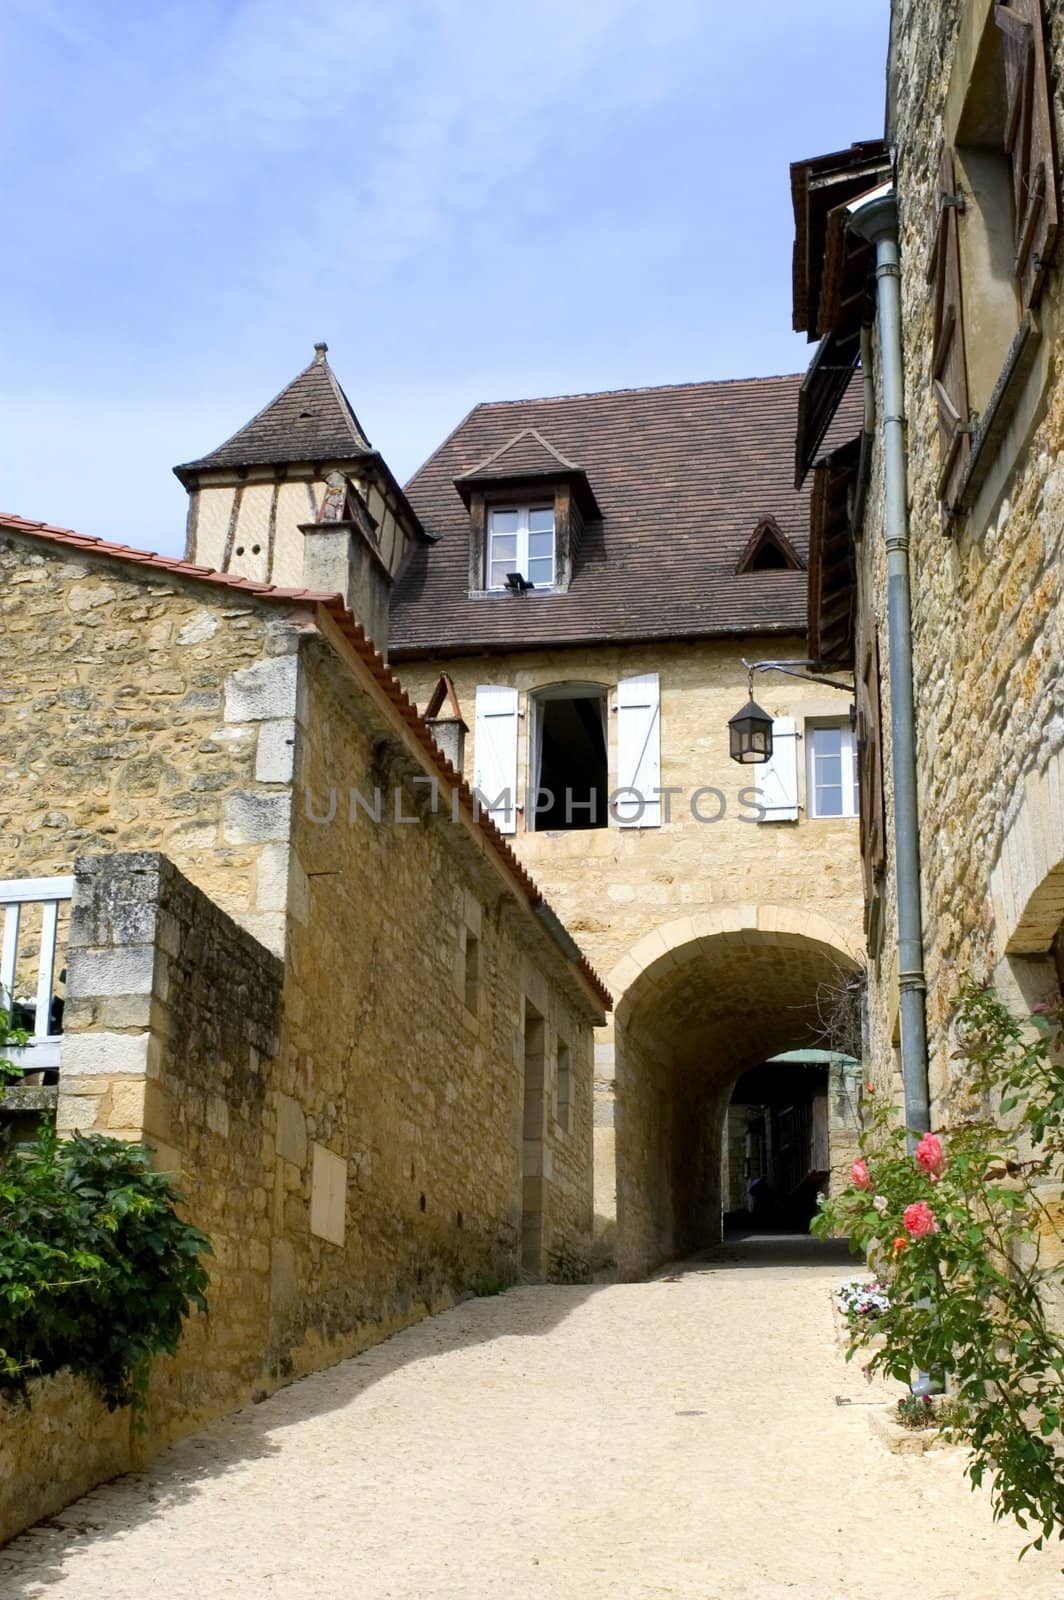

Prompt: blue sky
xmin=2 ymin=1 xmax=889 ymax=557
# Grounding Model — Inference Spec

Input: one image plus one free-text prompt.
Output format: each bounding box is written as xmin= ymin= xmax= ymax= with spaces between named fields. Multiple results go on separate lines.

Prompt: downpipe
xmin=847 ymin=187 xmax=932 ymax=1142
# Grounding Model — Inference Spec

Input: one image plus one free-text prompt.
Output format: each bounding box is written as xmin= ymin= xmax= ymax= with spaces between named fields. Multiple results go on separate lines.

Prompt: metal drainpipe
xmin=847 ymin=187 xmax=931 ymax=1139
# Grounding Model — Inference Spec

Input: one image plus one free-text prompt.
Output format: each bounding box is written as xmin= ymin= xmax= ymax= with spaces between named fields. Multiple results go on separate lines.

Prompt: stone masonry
xmin=399 ymin=637 xmax=866 ymax=1273
xmin=859 ymin=0 xmax=1064 ymax=1116
xmin=0 ymin=524 xmax=604 ymax=1543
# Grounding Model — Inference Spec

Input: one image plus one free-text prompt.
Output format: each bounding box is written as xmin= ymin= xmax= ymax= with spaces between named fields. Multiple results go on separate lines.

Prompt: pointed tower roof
xmin=174 ymin=343 xmax=373 ymax=484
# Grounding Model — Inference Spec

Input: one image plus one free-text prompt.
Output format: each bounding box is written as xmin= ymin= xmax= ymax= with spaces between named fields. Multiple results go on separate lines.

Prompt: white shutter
xmin=474 ymin=685 xmax=519 ymax=834
xmin=756 ymin=716 xmax=799 ymax=822
xmin=615 ymin=673 xmax=661 ymax=827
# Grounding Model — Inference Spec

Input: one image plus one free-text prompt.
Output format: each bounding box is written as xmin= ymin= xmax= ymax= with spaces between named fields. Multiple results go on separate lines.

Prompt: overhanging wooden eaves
xmin=807 ymin=436 xmax=861 ymax=670
xmin=795 ymin=329 xmax=861 ymax=488
xmin=790 ymin=140 xmax=890 ymax=339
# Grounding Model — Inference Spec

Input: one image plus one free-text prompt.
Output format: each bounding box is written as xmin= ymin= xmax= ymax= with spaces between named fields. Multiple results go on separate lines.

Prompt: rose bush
xmin=813 ymin=977 xmax=1064 ymax=1556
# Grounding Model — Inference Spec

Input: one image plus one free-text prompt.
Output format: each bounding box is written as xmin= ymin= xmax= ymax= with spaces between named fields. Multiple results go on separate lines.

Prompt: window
xmin=933 ymin=0 xmax=1059 ymax=518
xmin=529 ymin=684 xmax=608 ymax=831
xmin=806 ymin=722 xmax=858 ymax=818
xmin=487 ymin=505 xmax=555 ymax=590
xmin=556 ymin=1040 xmax=573 ymax=1134
xmin=463 ymin=929 xmax=480 ymax=1014
xmin=735 ymin=516 xmax=805 ymax=574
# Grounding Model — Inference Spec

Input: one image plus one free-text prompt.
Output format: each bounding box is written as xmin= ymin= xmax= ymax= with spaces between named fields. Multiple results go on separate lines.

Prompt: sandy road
xmin=0 ymin=1234 xmax=1056 ymax=1600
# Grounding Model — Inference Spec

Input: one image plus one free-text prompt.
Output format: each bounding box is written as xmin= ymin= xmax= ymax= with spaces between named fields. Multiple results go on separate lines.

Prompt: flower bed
xmin=835 ymin=1275 xmax=890 ymax=1326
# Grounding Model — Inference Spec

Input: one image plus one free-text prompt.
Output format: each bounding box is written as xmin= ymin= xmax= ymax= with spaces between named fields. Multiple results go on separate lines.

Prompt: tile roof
xmin=0 ymin=511 xmax=610 ymax=1015
xmin=390 ymin=375 xmax=862 ymax=658
xmin=459 ymin=428 xmax=581 ymax=480
xmin=173 ymin=344 xmax=373 ymax=483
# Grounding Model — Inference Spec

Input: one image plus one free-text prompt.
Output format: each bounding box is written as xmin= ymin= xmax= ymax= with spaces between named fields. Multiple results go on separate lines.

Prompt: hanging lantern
xmin=728 ymin=697 xmax=773 ymax=764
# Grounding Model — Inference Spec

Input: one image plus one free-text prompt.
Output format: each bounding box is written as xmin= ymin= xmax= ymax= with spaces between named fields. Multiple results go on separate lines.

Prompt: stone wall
xmin=0 ymin=532 xmax=601 ymax=1543
xmin=264 ymin=636 xmax=595 ymax=1381
xmin=0 ymin=530 xmax=306 ymax=955
xmin=399 ymin=637 xmax=863 ymax=981
xmin=859 ymin=0 xmax=1064 ymax=1118
xmin=0 ymin=1373 xmax=131 ymax=1547
xmin=1 ymin=850 xmax=284 ymax=1545
xmin=64 ymin=853 xmax=283 ymax=1431
xmin=399 ymin=638 xmax=867 ymax=1269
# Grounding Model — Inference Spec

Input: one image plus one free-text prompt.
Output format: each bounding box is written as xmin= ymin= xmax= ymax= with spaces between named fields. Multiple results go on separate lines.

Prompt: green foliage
xmin=0 ymin=1127 xmax=211 ymax=1410
xmin=814 ymin=977 xmax=1064 ymax=1555
xmin=0 ymin=1007 xmax=30 ymax=1091
xmin=895 ymin=1393 xmax=965 ymax=1431
xmin=896 ymin=1393 xmax=938 ymax=1430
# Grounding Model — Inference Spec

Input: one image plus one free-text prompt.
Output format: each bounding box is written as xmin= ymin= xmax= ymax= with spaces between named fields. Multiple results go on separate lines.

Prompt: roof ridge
xmin=469 ymin=373 xmax=806 ymax=410
xmin=321 ymin=357 xmax=373 ymax=453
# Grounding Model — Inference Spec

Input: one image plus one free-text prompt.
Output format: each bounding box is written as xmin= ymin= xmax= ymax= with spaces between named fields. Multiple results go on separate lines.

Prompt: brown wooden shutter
xmin=857 ymin=629 xmax=886 ymax=911
xmin=927 ymin=149 xmax=972 ymax=509
xmin=996 ymin=0 xmax=1060 ymax=307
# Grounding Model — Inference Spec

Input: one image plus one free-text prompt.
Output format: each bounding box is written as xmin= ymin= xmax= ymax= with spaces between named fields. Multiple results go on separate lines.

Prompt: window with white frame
xmin=486 ymin=505 xmax=555 ymax=590
xmin=806 ymin=721 xmax=858 ymax=818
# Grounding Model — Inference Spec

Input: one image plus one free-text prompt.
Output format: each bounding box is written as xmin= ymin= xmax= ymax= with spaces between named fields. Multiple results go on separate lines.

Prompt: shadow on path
xmin=0 ymin=1282 xmax=600 ymax=1594
xmin=659 ymin=1229 xmax=858 ymax=1275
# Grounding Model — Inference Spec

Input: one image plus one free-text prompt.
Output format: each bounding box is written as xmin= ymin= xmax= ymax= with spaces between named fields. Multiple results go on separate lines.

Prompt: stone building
xmin=0 ymin=486 xmax=606 ymax=1538
xmin=383 ymin=377 xmax=867 ymax=1274
xmin=1 ymin=330 xmax=872 ymax=1531
xmin=794 ymin=0 xmax=1064 ymax=1173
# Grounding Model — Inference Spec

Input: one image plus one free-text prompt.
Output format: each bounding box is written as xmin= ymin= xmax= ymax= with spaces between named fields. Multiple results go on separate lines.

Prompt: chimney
xmin=301 ymin=472 xmax=393 ymax=655
xmin=423 ymin=673 xmax=468 ymax=773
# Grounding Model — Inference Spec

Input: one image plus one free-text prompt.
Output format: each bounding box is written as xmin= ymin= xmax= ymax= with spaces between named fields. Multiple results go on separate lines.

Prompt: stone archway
xmin=601 ymin=905 xmax=861 ymax=1278
xmin=991 ymin=746 xmax=1064 ymax=957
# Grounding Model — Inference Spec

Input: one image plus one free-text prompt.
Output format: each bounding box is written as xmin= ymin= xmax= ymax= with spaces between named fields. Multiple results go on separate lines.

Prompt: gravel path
xmin=0 ymin=1235 xmax=1056 ymax=1600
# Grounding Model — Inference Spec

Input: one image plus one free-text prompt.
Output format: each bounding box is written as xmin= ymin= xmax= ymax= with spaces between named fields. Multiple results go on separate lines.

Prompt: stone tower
xmin=173 ymin=343 xmax=427 ymax=652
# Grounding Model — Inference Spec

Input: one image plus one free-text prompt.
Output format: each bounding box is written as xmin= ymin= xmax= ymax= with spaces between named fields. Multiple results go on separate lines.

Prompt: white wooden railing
xmin=0 ymin=876 xmax=73 ymax=1077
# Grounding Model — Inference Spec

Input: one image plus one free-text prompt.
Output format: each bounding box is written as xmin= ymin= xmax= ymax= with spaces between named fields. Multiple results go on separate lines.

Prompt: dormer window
xmin=454 ymin=427 xmax=600 ymax=598
xmin=487 ymin=504 xmax=555 ymax=590
xmin=735 ymin=516 xmax=805 ymax=575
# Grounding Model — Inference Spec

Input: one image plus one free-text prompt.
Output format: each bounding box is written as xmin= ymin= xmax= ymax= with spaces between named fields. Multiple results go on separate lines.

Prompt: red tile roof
xmin=0 ymin=511 xmax=610 ymax=1014
xmin=391 ymin=375 xmax=862 ymax=658
xmin=0 ymin=511 xmax=339 ymax=601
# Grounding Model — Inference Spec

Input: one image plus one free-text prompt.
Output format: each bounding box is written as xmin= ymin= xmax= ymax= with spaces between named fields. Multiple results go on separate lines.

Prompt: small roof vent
xmin=735 ymin=516 xmax=805 ymax=574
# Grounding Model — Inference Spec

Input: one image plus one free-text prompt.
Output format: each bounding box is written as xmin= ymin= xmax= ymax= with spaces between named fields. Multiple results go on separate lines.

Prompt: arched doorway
xmin=606 ymin=907 xmax=862 ymax=1277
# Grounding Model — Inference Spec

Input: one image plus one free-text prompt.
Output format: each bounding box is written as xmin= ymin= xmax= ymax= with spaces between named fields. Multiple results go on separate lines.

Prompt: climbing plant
xmin=814 ymin=977 xmax=1064 ymax=1555
xmin=0 ymin=1018 xmax=211 ymax=1410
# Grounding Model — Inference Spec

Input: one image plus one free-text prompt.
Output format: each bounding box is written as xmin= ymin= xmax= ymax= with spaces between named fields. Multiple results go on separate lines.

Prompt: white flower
xmin=873 ymin=1194 xmax=889 ymax=1213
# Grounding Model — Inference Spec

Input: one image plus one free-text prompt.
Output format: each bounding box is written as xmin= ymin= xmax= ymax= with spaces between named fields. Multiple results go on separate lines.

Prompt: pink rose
xmin=903 ymin=1201 xmax=938 ymax=1238
xmin=851 ymin=1159 xmax=873 ymax=1191
xmin=915 ymin=1133 xmax=945 ymax=1178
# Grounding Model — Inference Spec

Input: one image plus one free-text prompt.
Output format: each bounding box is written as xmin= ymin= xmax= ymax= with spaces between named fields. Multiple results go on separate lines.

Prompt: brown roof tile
xmin=173 ymin=344 xmax=373 ymax=483
xmin=458 ymin=428 xmax=581 ymax=480
xmin=390 ymin=375 xmax=862 ymax=658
